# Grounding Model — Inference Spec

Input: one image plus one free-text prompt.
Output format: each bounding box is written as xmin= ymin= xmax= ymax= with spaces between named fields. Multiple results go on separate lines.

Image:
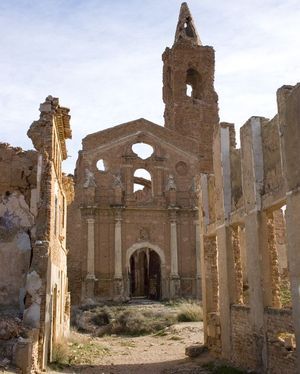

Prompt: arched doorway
xmin=126 ymin=242 xmax=165 ymax=300
xmin=130 ymin=248 xmax=161 ymax=300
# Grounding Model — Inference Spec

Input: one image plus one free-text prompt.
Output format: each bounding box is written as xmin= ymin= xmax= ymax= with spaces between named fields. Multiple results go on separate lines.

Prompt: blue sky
xmin=1 ymin=0 xmax=300 ymax=173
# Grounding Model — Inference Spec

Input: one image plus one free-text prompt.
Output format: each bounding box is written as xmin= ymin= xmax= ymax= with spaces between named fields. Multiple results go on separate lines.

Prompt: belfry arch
xmin=125 ymin=242 xmax=166 ymax=300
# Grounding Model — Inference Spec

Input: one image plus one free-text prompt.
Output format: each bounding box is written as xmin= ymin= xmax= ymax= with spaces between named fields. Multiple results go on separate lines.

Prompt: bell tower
xmin=162 ymin=2 xmax=219 ymax=171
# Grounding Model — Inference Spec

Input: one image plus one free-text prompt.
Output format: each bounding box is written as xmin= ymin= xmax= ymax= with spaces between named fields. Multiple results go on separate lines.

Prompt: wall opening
xmin=267 ymin=206 xmax=290 ymax=308
xmin=96 ymin=159 xmax=106 ymax=171
xmin=133 ymin=169 xmax=152 ymax=202
xmin=231 ymin=225 xmax=249 ymax=305
xmin=129 ymin=248 xmax=161 ymax=300
xmin=186 ymin=84 xmax=192 ymax=97
xmin=186 ymin=68 xmax=202 ymax=100
xmin=132 ymin=143 xmax=153 ymax=160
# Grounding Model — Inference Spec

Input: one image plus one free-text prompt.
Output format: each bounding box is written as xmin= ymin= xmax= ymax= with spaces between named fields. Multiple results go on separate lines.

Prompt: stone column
xmin=278 ymin=84 xmax=300 ymax=371
xmin=194 ymin=219 xmax=202 ymax=299
xmin=213 ymin=123 xmax=236 ymax=360
xmin=240 ymin=117 xmax=270 ymax=370
xmin=114 ymin=209 xmax=123 ymax=299
xmin=86 ymin=217 xmax=96 ymax=299
xmin=169 ymin=209 xmax=180 ymax=298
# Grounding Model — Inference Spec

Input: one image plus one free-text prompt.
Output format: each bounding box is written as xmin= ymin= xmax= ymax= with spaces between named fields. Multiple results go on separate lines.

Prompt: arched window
xmin=133 ymin=169 xmax=152 ymax=203
xmin=186 ymin=68 xmax=202 ymax=99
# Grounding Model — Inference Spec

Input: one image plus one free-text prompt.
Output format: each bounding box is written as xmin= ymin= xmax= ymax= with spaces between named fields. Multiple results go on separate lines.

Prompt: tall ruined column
xmin=114 ymin=208 xmax=123 ymax=299
xmin=85 ymin=216 xmax=97 ymax=299
xmin=240 ymin=116 xmax=273 ymax=371
xmin=278 ymin=84 xmax=300 ymax=372
xmin=214 ymin=123 xmax=236 ymax=359
xmin=169 ymin=209 xmax=180 ymax=298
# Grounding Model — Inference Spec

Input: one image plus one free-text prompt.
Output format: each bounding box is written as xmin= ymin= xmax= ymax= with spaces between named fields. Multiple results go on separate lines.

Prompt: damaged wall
xmin=0 ymin=144 xmax=37 ymax=309
xmin=198 ymin=84 xmax=300 ymax=373
xmin=0 ymin=96 xmax=73 ymax=373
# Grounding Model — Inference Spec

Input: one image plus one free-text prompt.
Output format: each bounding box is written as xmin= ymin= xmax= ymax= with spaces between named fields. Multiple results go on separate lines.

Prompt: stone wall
xmin=231 ymin=305 xmax=258 ymax=369
xmin=265 ymin=308 xmax=296 ymax=373
xmin=198 ymin=83 xmax=300 ymax=372
xmin=0 ymin=144 xmax=37 ymax=309
xmin=0 ymin=96 xmax=73 ymax=372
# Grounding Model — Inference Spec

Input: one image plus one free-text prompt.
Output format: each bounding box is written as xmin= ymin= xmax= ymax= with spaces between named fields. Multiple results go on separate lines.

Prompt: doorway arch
xmin=125 ymin=242 xmax=166 ymax=300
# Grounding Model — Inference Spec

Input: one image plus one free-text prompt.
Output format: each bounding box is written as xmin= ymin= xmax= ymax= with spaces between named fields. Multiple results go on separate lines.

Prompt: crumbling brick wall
xmin=0 ymin=96 xmax=73 ymax=373
xmin=0 ymin=144 xmax=37 ymax=309
xmin=198 ymin=84 xmax=300 ymax=372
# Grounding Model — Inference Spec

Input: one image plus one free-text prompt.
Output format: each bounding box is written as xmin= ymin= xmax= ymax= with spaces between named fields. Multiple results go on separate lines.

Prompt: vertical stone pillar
xmin=194 ymin=219 xmax=201 ymax=299
xmin=240 ymin=117 xmax=271 ymax=370
xmin=169 ymin=208 xmax=180 ymax=298
xmin=114 ymin=209 xmax=123 ymax=299
xmin=213 ymin=123 xmax=236 ymax=360
xmin=278 ymin=84 xmax=300 ymax=371
xmin=85 ymin=216 xmax=96 ymax=299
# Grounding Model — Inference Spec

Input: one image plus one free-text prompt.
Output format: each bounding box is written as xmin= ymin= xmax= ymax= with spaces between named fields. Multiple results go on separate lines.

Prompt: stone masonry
xmin=198 ymin=84 xmax=300 ymax=372
xmin=1 ymin=2 xmax=300 ymax=374
xmin=0 ymin=96 xmax=73 ymax=372
xmin=67 ymin=2 xmax=219 ymax=304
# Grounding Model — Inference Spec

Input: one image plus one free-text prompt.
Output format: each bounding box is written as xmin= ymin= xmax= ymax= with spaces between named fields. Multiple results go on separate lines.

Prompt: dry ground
xmin=49 ymin=300 xmax=214 ymax=374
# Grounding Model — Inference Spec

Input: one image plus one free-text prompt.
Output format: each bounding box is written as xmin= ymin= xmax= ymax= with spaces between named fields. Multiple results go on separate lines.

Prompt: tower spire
xmin=174 ymin=2 xmax=201 ymax=46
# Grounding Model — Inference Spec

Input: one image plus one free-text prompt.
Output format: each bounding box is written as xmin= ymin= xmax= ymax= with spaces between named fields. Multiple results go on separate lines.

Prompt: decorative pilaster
xmin=85 ymin=216 xmax=97 ymax=299
xmin=169 ymin=208 xmax=180 ymax=298
xmin=114 ymin=208 xmax=124 ymax=299
xmin=194 ymin=218 xmax=202 ymax=299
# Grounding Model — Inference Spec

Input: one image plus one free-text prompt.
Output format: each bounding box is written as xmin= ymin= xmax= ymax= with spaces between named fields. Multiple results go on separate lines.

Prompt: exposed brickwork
xmin=265 ymin=308 xmax=296 ymax=374
xmin=67 ymin=3 xmax=219 ymax=304
xmin=231 ymin=305 xmax=259 ymax=370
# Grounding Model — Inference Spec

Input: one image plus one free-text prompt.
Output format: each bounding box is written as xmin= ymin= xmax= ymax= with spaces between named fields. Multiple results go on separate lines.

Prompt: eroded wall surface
xmin=0 ymin=96 xmax=73 ymax=373
xmin=198 ymin=84 xmax=300 ymax=372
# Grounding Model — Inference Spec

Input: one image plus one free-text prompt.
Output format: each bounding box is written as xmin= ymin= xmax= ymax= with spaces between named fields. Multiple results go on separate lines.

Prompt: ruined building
xmin=0 ymin=97 xmax=73 ymax=372
xmin=1 ymin=2 xmax=300 ymax=373
xmin=67 ymin=3 xmax=219 ymax=303
xmin=198 ymin=84 xmax=300 ymax=372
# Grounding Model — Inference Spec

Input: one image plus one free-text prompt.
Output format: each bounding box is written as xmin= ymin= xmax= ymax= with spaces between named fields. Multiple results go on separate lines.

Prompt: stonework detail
xmin=67 ymin=3 xmax=217 ymax=304
xmin=199 ymin=84 xmax=300 ymax=372
xmin=0 ymin=96 xmax=73 ymax=372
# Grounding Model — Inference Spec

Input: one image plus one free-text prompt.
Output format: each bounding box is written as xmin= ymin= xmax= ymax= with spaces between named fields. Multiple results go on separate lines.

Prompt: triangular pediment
xmin=82 ymin=118 xmax=200 ymax=159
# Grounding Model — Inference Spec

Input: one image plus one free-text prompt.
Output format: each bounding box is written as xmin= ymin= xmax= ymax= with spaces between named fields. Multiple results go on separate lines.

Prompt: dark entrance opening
xmin=130 ymin=249 xmax=161 ymax=300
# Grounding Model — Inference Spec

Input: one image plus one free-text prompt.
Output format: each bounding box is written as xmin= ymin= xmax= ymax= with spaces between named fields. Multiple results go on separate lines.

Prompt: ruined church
xmin=1 ymin=2 xmax=300 ymax=374
xmin=67 ymin=2 xmax=218 ymax=303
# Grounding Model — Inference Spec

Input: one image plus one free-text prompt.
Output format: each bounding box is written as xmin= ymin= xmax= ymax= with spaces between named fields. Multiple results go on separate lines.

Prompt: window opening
xmin=132 ymin=143 xmax=153 ymax=160
xmin=186 ymin=68 xmax=202 ymax=99
xmin=96 ymin=159 xmax=106 ymax=171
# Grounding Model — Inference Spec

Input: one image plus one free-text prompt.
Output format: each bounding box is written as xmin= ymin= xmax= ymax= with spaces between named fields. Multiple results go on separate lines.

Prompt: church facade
xmin=67 ymin=3 xmax=219 ymax=304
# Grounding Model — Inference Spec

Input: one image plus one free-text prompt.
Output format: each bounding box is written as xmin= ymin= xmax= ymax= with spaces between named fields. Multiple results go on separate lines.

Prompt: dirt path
xmin=51 ymin=322 xmax=211 ymax=373
xmin=49 ymin=301 xmax=213 ymax=373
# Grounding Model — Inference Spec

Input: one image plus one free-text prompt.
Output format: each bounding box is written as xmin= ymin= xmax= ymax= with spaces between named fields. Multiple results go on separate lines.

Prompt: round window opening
xmin=132 ymin=143 xmax=154 ymax=160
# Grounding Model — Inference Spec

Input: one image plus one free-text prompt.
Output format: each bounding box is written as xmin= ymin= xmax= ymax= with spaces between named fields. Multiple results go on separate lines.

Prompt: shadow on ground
xmin=49 ymin=354 xmax=213 ymax=373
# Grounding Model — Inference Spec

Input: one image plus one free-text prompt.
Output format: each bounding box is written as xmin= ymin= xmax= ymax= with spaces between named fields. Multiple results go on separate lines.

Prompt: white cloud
xmin=0 ymin=0 xmax=300 ymax=172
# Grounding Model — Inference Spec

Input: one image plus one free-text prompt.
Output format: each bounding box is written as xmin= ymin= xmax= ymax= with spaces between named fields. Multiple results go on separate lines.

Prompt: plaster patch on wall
xmin=0 ymin=192 xmax=34 ymax=238
xmin=16 ymin=232 xmax=31 ymax=252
